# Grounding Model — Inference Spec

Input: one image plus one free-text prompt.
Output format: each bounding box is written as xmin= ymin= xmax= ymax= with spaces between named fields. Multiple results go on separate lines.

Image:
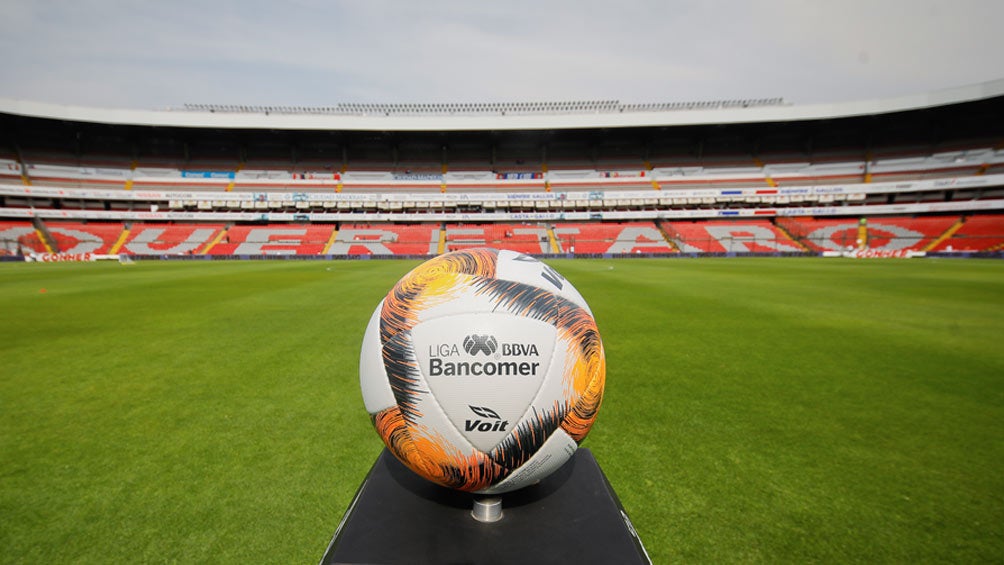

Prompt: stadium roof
xmin=1 ymin=80 xmax=1002 ymax=132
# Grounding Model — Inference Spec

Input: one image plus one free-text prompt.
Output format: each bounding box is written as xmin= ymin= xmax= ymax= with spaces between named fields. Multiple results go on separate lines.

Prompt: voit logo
xmin=427 ymin=333 xmax=541 ymax=377
xmin=465 ymin=405 xmax=509 ymax=432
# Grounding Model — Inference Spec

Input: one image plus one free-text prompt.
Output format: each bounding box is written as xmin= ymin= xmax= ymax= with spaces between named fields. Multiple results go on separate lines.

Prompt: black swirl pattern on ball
xmin=382 ymin=331 xmax=425 ymax=423
xmin=489 ymin=402 xmax=568 ymax=471
xmin=379 ymin=248 xmax=498 ymax=344
xmin=471 ymin=278 xmax=602 ymax=360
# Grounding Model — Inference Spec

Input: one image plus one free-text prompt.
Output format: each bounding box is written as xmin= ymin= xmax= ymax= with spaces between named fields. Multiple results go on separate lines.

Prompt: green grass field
xmin=2 ymin=257 xmax=1003 ymax=563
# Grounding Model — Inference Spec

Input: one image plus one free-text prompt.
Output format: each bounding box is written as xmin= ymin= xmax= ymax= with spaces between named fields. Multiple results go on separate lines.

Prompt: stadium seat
xmin=665 ymin=220 xmax=803 ymax=253
xmin=0 ymin=220 xmax=40 ymax=255
xmin=208 ymin=224 xmax=335 ymax=255
xmin=928 ymin=214 xmax=1004 ymax=252
xmin=781 ymin=216 xmax=960 ymax=252
xmin=122 ymin=223 xmax=225 ymax=255
xmin=334 ymin=224 xmax=439 ymax=255
xmin=43 ymin=221 xmax=125 ymax=254
xmin=444 ymin=224 xmax=549 ymax=254
xmin=551 ymin=222 xmax=674 ymax=254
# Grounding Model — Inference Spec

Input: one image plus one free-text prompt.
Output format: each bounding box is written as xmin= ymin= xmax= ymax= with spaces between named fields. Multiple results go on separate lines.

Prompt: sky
xmin=1 ymin=0 xmax=1002 ymax=110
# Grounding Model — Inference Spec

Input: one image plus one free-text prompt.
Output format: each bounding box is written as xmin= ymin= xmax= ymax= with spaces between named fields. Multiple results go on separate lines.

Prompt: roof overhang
xmin=1 ymin=79 xmax=1002 ymax=132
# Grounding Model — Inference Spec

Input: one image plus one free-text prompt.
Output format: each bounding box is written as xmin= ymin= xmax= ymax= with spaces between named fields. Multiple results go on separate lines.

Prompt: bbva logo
xmin=463 ymin=334 xmax=498 ymax=356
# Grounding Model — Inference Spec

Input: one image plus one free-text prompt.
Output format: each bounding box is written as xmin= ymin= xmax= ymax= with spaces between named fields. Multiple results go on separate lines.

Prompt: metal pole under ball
xmin=471 ymin=496 xmax=503 ymax=523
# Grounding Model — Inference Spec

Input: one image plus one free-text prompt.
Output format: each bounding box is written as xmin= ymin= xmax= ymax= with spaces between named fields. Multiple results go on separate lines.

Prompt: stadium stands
xmin=778 ymin=216 xmax=961 ymax=252
xmin=444 ymin=224 xmax=550 ymax=254
xmin=38 ymin=222 xmax=125 ymax=254
xmin=206 ymin=224 xmax=334 ymax=256
xmin=7 ymin=146 xmax=1004 ymax=194
xmin=551 ymin=222 xmax=674 ymax=254
xmin=3 ymin=215 xmax=1001 ymax=257
xmin=665 ymin=220 xmax=805 ymax=253
xmin=333 ymin=224 xmax=438 ymax=255
xmin=0 ymin=220 xmax=42 ymax=255
xmin=2 ymin=83 xmax=1003 ymax=259
xmin=777 ymin=217 xmax=862 ymax=251
xmin=927 ymin=214 xmax=1004 ymax=252
xmin=121 ymin=223 xmax=224 ymax=255
xmin=863 ymin=216 xmax=960 ymax=251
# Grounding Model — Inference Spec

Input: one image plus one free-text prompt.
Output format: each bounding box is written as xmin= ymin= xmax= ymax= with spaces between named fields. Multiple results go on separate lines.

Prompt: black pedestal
xmin=320 ymin=448 xmax=650 ymax=565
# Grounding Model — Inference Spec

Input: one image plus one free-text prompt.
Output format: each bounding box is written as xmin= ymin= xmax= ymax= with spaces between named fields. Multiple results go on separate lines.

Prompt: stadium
xmin=2 ymin=80 xmax=1003 ymax=563
xmin=2 ymin=80 xmax=1004 ymax=259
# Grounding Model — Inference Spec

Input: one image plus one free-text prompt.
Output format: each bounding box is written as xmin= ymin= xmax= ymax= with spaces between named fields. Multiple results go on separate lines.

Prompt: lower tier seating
xmin=928 ymin=214 xmax=1004 ymax=252
xmin=665 ymin=220 xmax=804 ymax=253
xmin=778 ymin=216 xmax=960 ymax=251
xmin=2 ymin=215 xmax=1000 ymax=256
xmin=551 ymin=222 xmax=673 ymax=254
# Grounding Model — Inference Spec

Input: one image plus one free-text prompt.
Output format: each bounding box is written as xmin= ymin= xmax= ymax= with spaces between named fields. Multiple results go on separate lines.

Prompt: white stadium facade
xmin=1 ymin=79 xmax=1003 ymax=259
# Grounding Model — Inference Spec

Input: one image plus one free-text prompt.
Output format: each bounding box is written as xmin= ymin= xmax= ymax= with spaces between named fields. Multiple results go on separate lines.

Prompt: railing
xmin=179 ymin=98 xmax=787 ymax=117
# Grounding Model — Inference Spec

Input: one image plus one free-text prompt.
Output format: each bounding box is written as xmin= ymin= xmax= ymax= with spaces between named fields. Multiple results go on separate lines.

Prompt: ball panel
xmin=486 ymin=398 xmax=567 ymax=475
xmin=359 ymin=300 xmax=397 ymax=414
xmin=468 ymin=277 xmax=563 ymax=324
xmin=372 ymin=404 xmax=504 ymax=492
xmin=560 ymin=342 xmax=606 ymax=442
xmin=381 ymin=330 xmax=427 ymax=424
xmin=554 ymin=305 xmax=605 ymax=398
xmin=495 ymin=249 xmax=592 ymax=313
xmin=406 ymin=275 xmax=512 ymax=322
xmin=554 ymin=313 xmax=606 ymax=442
xmin=478 ymin=427 xmax=578 ymax=495
xmin=380 ymin=248 xmax=499 ymax=344
xmin=411 ymin=312 xmax=556 ymax=453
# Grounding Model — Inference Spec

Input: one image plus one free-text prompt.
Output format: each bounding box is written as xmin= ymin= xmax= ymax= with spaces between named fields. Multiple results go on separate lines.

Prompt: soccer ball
xmin=359 ymin=248 xmax=606 ymax=494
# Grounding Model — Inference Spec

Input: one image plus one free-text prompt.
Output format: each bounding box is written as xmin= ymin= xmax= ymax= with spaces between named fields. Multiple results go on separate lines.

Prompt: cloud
xmin=0 ymin=0 xmax=1001 ymax=108
xmin=747 ymin=0 xmax=1004 ymax=100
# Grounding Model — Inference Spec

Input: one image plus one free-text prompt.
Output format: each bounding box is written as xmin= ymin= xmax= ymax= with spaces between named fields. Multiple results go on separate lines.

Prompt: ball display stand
xmin=320 ymin=448 xmax=651 ymax=565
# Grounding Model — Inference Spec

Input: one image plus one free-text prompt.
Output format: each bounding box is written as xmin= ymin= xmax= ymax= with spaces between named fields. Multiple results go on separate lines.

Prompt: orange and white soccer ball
xmin=359 ymin=248 xmax=606 ymax=494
